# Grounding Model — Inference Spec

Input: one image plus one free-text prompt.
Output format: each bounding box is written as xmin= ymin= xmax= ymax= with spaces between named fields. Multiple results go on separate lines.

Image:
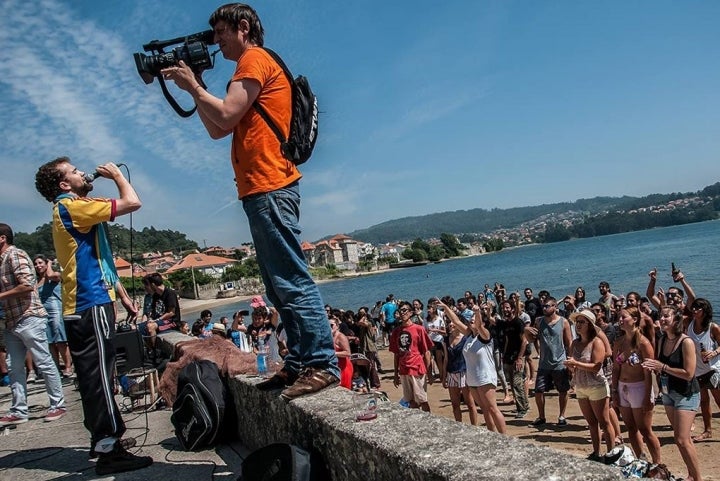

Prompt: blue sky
xmin=1 ymin=1 xmax=719 ymax=248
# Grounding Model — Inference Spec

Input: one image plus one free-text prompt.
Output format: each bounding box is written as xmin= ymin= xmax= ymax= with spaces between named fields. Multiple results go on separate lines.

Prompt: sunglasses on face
xmin=398 ymin=308 xmax=411 ymax=314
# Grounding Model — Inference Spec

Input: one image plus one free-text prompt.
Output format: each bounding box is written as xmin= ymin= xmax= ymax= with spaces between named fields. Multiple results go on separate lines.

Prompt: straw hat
xmin=569 ymin=308 xmax=597 ymax=326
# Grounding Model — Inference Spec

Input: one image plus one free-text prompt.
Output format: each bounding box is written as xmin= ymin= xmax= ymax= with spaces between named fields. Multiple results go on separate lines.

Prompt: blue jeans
xmin=4 ymin=315 xmax=65 ymax=417
xmin=243 ymin=182 xmax=339 ymax=378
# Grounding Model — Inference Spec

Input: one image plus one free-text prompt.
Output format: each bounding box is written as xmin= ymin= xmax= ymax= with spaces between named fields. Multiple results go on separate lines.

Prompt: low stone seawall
xmin=158 ymin=333 xmax=623 ymax=481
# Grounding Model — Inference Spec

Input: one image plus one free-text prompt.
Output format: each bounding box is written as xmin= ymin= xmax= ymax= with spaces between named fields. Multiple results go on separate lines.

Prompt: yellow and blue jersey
xmin=52 ymin=194 xmax=118 ymax=315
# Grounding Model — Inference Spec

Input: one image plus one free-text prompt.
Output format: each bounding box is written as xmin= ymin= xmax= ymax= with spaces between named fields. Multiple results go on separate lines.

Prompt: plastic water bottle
xmin=256 ymin=338 xmax=267 ymax=376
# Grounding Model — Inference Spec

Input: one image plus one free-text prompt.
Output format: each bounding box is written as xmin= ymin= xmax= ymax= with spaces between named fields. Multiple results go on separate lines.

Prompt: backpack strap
xmin=252 ymin=47 xmax=293 ymax=145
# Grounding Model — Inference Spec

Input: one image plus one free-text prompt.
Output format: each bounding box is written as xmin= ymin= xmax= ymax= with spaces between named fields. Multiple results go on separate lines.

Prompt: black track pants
xmin=65 ymin=303 xmax=126 ymax=443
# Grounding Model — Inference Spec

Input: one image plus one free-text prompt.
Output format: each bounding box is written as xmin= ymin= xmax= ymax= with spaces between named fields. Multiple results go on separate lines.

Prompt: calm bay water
xmin=215 ymin=220 xmax=720 ymax=318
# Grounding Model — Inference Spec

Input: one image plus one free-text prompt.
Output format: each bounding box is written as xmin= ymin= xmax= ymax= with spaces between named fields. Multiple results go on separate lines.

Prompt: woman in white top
xmin=685 ymin=298 xmax=720 ymax=443
xmin=424 ymin=299 xmax=446 ymax=380
xmin=441 ymin=299 xmax=506 ymax=434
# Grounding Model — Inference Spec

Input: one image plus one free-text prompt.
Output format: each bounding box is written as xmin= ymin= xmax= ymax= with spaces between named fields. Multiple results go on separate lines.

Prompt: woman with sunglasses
xmin=441 ymin=299 xmax=506 ymax=433
xmin=642 ymin=305 xmax=702 ymax=481
xmin=685 ymin=298 xmax=720 ymax=443
xmin=574 ymin=287 xmax=592 ymax=311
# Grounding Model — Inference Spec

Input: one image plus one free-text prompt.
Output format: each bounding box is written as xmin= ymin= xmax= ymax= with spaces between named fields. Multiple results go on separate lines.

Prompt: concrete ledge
xmin=157 ymin=334 xmax=623 ymax=481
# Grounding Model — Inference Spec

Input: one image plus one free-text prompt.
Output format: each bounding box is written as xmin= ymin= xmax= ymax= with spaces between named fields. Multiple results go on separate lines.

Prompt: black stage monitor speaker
xmin=114 ymin=330 xmax=145 ymax=375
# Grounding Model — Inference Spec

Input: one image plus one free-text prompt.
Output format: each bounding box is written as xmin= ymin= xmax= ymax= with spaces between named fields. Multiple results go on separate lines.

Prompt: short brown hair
xmin=209 ymin=3 xmax=264 ymax=46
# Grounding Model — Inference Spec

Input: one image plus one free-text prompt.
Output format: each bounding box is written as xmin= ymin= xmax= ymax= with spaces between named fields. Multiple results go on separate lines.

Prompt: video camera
xmin=133 ymin=30 xmax=217 ymax=117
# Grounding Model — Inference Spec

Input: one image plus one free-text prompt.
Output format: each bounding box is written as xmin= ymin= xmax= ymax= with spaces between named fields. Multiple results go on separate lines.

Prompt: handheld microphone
xmin=83 ymin=163 xmax=127 ymax=183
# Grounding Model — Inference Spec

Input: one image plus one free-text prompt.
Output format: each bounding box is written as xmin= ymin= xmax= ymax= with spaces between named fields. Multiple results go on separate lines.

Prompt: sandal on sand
xmin=692 ymin=431 xmax=712 ymax=442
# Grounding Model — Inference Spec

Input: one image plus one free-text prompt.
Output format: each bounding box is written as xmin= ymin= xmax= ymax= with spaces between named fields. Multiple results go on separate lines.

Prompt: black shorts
xmin=697 ymin=370 xmax=720 ymax=389
xmin=383 ymin=322 xmax=396 ymax=334
xmin=534 ymin=368 xmax=571 ymax=393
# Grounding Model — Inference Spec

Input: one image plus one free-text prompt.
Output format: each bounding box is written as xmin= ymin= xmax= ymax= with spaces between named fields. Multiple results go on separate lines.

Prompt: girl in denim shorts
xmin=642 ymin=306 xmax=702 ymax=481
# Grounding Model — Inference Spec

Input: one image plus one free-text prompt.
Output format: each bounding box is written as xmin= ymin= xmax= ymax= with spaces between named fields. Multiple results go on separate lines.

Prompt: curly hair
xmin=209 ymin=3 xmax=264 ymax=46
xmin=35 ymin=157 xmax=70 ymax=202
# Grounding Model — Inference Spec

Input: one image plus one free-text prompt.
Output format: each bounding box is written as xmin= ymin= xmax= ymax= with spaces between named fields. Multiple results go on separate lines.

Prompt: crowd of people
xmin=294 ymin=271 xmax=717 ymax=481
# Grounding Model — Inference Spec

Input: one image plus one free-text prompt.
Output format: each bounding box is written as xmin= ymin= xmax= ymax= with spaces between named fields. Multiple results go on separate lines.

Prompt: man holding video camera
xmin=162 ymin=3 xmax=339 ymax=400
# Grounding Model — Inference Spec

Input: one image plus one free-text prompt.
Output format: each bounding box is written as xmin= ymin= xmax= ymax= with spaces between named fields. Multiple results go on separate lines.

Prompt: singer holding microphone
xmin=34 ymin=158 xmax=153 ymax=475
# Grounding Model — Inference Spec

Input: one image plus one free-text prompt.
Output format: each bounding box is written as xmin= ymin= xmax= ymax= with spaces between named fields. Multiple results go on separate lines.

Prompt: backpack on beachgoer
xmin=170 ymin=360 xmax=236 ymax=451
xmin=253 ymin=48 xmax=319 ymax=165
xmin=237 ymin=443 xmax=318 ymax=481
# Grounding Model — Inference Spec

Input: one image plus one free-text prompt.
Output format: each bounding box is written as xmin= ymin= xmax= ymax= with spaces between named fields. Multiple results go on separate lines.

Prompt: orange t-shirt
xmin=230 ymin=47 xmax=301 ymax=198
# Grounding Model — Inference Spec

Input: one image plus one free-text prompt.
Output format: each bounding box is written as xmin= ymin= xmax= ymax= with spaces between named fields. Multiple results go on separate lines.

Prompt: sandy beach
xmin=178 ymin=294 xmax=255 ymax=317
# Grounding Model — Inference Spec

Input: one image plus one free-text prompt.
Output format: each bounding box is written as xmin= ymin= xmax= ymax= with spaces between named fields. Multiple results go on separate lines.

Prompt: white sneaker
xmin=26 ymin=372 xmax=37 ymax=384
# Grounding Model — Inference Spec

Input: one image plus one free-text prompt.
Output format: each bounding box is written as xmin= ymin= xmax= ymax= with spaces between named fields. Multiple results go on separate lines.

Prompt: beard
xmin=77 ymin=181 xmax=94 ymax=197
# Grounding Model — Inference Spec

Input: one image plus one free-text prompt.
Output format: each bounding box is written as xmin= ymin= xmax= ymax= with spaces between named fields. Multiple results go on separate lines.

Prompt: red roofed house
xmin=310 ymin=234 xmax=359 ymax=270
xmin=114 ymin=257 xmax=132 ymax=278
xmin=301 ymin=241 xmax=316 ymax=265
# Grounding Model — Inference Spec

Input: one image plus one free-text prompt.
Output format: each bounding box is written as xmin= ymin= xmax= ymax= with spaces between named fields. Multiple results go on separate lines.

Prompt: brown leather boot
xmin=280 ymin=368 xmax=338 ymax=401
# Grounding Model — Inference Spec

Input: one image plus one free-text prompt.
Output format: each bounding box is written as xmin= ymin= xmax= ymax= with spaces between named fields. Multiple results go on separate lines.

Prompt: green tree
xmin=543 ymin=223 xmax=572 ymax=243
xmin=440 ymin=233 xmax=464 ymax=257
xmin=358 ymin=253 xmax=376 ymax=272
xmin=482 ymin=238 xmax=505 ymax=252
xmin=426 ymin=245 xmax=446 ymax=262
xmin=14 ymin=223 xmax=55 ymax=258
xmin=402 ymin=248 xmax=427 ymax=262
xmin=221 ymin=257 xmax=260 ymax=282
xmin=410 ymin=238 xmax=432 ymax=253
xmin=231 ymin=249 xmax=247 ymax=261
xmin=118 ymin=276 xmax=145 ymax=298
xmin=167 ymin=269 xmax=215 ymax=292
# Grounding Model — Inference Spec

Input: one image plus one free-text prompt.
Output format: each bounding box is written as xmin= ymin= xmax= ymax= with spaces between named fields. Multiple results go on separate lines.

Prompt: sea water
xmin=215 ymin=220 xmax=720 ymax=316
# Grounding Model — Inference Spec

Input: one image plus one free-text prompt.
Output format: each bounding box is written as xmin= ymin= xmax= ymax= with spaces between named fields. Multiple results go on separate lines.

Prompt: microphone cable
xmin=110 ymin=163 xmax=155 ymax=455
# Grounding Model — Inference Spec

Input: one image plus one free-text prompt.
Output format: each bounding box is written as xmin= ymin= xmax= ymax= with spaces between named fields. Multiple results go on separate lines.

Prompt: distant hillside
xmin=347 ymin=182 xmax=720 ymax=244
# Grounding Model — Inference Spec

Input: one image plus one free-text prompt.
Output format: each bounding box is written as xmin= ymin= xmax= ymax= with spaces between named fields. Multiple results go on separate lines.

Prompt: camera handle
xmin=158 ymin=75 xmax=206 ymax=118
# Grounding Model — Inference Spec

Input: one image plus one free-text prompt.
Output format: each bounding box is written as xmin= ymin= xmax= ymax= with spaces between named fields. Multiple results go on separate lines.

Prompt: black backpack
xmin=171 ymin=360 xmax=235 ymax=451
xmin=253 ymin=48 xmax=319 ymax=165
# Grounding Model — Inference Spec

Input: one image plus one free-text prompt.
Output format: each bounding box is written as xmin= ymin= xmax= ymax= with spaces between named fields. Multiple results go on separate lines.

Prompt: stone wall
xmin=158 ymin=333 xmax=623 ymax=481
